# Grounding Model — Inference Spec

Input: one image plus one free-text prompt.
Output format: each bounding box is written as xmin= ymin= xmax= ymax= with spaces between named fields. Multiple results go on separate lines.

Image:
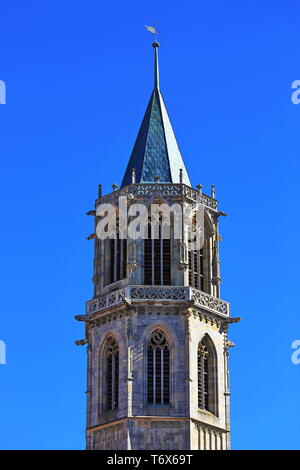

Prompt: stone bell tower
xmin=76 ymin=40 xmax=238 ymax=450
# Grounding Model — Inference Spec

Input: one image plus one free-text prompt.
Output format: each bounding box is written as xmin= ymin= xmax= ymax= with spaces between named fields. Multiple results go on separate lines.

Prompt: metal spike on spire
xmin=152 ymin=40 xmax=160 ymax=89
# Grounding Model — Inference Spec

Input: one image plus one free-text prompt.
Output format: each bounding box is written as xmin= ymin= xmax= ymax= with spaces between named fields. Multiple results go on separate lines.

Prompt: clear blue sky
xmin=0 ymin=0 xmax=299 ymax=450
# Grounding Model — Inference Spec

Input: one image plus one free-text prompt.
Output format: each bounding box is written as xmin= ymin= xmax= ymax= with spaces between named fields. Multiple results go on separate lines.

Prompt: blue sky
xmin=0 ymin=0 xmax=299 ymax=450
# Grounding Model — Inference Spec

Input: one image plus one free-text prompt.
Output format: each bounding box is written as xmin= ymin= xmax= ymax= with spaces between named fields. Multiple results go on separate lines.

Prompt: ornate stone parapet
xmin=86 ymin=289 xmax=126 ymax=314
xmin=190 ymin=289 xmax=229 ymax=316
xmin=86 ymin=285 xmax=229 ymax=317
xmin=130 ymin=286 xmax=188 ymax=301
xmin=96 ymin=183 xmax=218 ymax=210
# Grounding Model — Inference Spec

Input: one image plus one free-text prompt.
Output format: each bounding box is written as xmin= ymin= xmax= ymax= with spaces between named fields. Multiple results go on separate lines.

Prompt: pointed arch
xmin=146 ymin=329 xmax=171 ymax=404
xmin=198 ymin=334 xmax=218 ymax=415
xmin=100 ymin=335 xmax=119 ymax=411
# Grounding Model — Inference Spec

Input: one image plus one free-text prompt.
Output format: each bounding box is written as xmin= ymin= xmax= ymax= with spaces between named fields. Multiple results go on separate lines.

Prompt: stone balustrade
xmin=86 ymin=286 xmax=229 ymax=317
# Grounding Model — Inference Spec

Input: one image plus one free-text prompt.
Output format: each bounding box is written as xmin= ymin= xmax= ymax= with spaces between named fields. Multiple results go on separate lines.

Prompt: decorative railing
xmin=97 ymin=183 xmax=217 ymax=210
xmin=190 ymin=289 xmax=229 ymax=316
xmin=86 ymin=289 xmax=126 ymax=314
xmin=130 ymin=286 xmax=188 ymax=301
xmin=86 ymin=286 xmax=229 ymax=317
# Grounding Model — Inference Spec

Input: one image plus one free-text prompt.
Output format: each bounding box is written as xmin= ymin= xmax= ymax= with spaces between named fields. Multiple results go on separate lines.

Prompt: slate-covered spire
xmin=121 ymin=41 xmax=191 ymax=188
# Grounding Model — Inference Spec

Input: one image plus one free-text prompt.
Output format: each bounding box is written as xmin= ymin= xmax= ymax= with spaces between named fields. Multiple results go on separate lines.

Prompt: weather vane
xmin=145 ymin=22 xmax=161 ymax=42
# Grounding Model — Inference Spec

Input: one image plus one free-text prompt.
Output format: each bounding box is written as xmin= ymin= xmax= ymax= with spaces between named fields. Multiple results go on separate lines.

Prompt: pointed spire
xmin=121 ymin=42 xmax=191 ymax=188
xmin=153 ymin=41 xmax=160 ymax=89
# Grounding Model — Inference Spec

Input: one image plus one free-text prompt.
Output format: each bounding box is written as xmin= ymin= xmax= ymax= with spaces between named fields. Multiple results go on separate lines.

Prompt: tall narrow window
xmin=188 ymin=213 xmax=204 ymax=290
xmin=198 ymin=336 xmax=217 ymax=414
xmin=147 ymin=330 xmax=170 ymax=404
xmin=109 ymin=218 xmax=127 ymax=284
xmin=106 ymin=338 xmax=119 ymax=410
xmin=188 ymin=246 xmax=204 ymax=290
xmin=144 ymin=217 xmax=171 ymax=285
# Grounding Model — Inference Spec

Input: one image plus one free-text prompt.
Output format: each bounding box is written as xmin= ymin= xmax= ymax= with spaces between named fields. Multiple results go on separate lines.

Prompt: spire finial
xmin=145 ymin=23 xmax=160 ymax=89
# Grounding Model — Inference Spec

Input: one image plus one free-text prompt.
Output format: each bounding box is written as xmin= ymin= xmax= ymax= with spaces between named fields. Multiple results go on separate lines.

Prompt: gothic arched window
xmin=144 ymin=216 xmax=171 ymax=285
xmin=109 ymin=218 xmax=127 ymax=284
xmin=198 ymin=336 xmax=218 ymax=415
xmin=147 ymin=330 xmax=170 ymax=404
xmin=105 ymin=337 xmax=119 ymax=410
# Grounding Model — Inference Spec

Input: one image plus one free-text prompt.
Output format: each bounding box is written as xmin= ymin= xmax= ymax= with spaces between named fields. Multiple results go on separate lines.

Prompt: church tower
xmin=77 ymin=40 xmax=238 ymax=450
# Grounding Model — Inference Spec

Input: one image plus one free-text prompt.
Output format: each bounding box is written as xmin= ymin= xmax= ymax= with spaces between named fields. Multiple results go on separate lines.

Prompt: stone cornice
xmin=188 ymin=308 xmax=225 ymax=329
xmin=86 ymin=306 xmax=229 ymax=331
xmin=86 ymin=417 xmax=228 ymax=434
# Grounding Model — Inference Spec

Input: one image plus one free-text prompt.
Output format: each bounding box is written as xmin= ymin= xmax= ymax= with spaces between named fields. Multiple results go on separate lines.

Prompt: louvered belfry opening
xmin=147 ymin=330 xmax=170 ymax=405
xmin=198 ymin=336 xmax=217 ymax=414
xmin=109 ymin=218 xmax=127 ymax=284
xmin=144 ymin=216 xmax=171 ymax=285
xmin=106 ymin=338 xmax=119 ymax=410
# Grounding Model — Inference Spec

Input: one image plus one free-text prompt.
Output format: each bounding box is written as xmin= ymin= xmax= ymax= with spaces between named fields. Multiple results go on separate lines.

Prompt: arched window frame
xmin=197 ymin=335 xmax=218 ymax=416
xmin=99 ymin=335 xmax=119 ymax=413
xmin=145 ymin=329 xmax=172 ymax=405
